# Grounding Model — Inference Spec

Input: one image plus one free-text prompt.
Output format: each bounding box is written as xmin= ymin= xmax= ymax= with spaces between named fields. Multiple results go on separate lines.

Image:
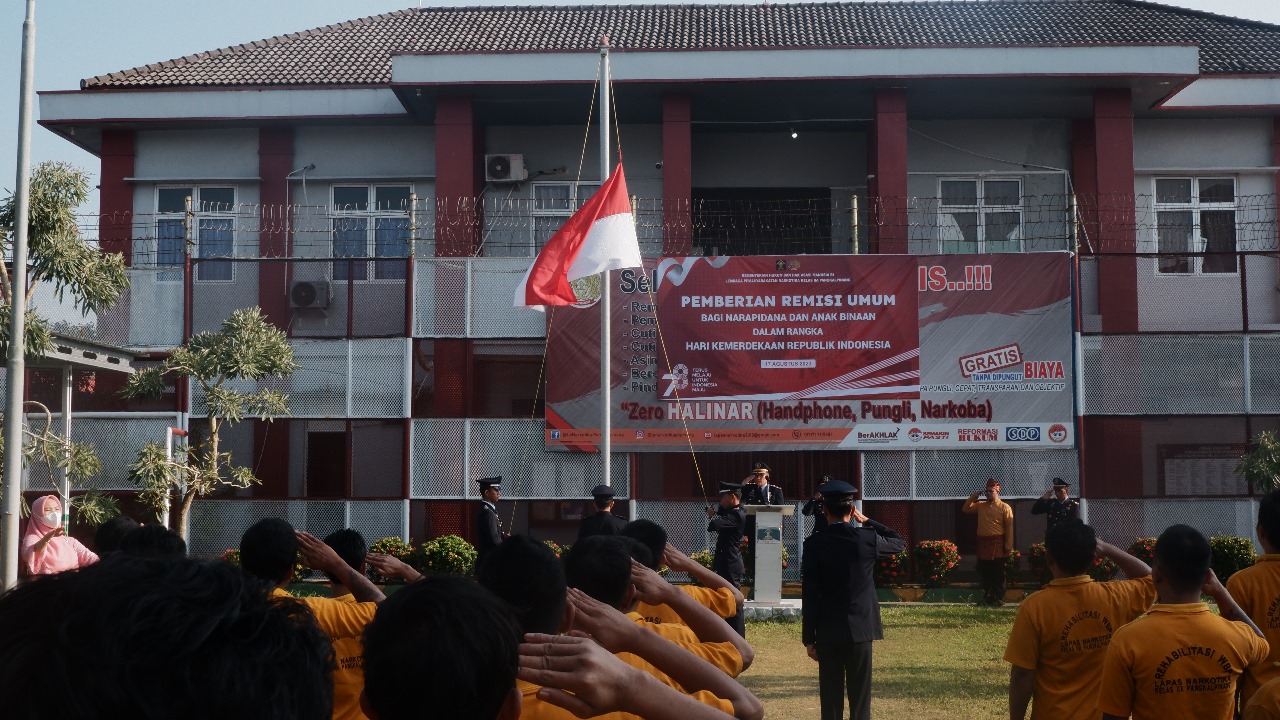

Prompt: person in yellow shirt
xmin=477 ymin=534 xmax=762 ymax=720
xmin=624 ymin=518 xmax=743 ymax=626
xmin=963 ymin=477 xmax=1015 ymax=607
xmin=1227 ymin=490 xmax=1280 ymax=703
xmin=1097 ymin=524 xmax=1269 ymax=720
xmin=1004 ymin=521 xmax=1156 ymax=720
xmin=1246 ymin=674 xmax=1280 ymax=720
xmin=239 ymin=518 xmax=383 ymax=642
xmin=323 ymin=529 xmax=373 ymax=720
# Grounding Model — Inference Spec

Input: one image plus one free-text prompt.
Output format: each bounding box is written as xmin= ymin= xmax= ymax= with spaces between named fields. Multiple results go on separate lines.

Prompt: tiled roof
xmin=82 ymin=0 xmax=1280 ymax=89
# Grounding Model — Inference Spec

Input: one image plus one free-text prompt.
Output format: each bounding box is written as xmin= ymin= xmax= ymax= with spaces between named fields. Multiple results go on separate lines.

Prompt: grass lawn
xmin=740 ymin=605 xmax=1016 ymax=720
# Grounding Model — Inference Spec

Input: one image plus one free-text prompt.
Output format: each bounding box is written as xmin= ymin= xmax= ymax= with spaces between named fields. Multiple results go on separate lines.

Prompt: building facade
xmin=31 ymin=1 xmax=1280 ymax=577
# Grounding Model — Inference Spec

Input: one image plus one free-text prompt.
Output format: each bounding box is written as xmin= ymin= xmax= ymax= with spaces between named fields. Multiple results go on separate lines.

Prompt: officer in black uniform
xmin=741 ymin=462 xmax=785 ymax=582
xmin=475 ymin=476 xmax=504 ymax=568
xmin=1030 ymin=477 xmax=1081 ymax=537
xmin=802 ymin=478 xmax=906 ymax=720
xmin=577 ymin=484 xmax=627 ymax=541
xmin=801 ymin=475 xmax=835 ymax=537
xmin=707 ymin=480 xmax=747 ymax=636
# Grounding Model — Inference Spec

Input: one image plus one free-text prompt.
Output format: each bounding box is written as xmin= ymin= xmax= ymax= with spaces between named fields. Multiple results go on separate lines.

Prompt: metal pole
xmin=2 ymin=0 xmax=38 ymax=591
xmin=60 ymin=367 xmax=72 ymax=502
xmin=599 ymin=40 xmax=612 ymax=488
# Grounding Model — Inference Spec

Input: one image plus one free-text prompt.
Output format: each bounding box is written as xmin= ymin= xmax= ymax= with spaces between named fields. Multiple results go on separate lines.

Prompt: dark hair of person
xmin=1155 ymin=524 xmax=1212 ymax=594
xmin=825 ymin=497 xmax=855 ymax=518
xmin=1258 ymin=490 xmax=1280 ymax=547
xmin=94 ymin=515 xmax=140 ymax=555
xmin=119 ymin=524 xmax=187 ymax=560
xmin=362 ymin=576 xmax=519 ymax=720
xmin=0 ymin=554 xmax=334 ymax=719
xmin=621 ymin=519 xmax=667 ymax=571
xmin=564 ymin=536 xmax=635 ymax=609
xmin=1044 ymin=520 xmax=1095 ymax=576
xmin=322 ymin=529 xmax=367 ymax=585
xmin=593 ymin=496 xmax=612 ymax=510
xmin=477 ymin=534 xmax=566 ymax=635
xmin=239 ymin=518 xmax=297 ymax=585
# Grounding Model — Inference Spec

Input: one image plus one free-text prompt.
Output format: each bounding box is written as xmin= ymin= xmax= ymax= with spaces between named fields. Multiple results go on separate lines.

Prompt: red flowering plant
xmin=1004 ymin=548 xmax=1022 ymax=579
xmin=1028 ymin=542 xmax=1053 ymax=585
xmin=543 ymin=540 xmax=566 ymax=559
xmin=368 ymin=536 xmax=415 ymax=585
xmin=1087 ymin=554 xmax=1119 ymax=582
xmin=912 ymin=539 xmax=960 ymax=588
xmin=875 ymin=550 xmax=908 ymax=588
xmin=1127 ymin=537 xmax=1157 ymax=567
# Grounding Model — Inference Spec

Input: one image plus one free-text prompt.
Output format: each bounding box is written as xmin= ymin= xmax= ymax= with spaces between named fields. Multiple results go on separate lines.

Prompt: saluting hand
xmin=566 ymin=587 xmax=644 ymax=654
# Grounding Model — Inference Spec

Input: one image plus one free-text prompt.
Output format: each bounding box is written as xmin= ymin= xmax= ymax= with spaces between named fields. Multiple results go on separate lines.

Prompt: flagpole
xmin=598 ymin=38 xmax=612 ymax=490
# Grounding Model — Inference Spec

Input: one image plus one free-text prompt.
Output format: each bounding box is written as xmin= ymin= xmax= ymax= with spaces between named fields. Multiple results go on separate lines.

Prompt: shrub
xmin=1209 ymin=534 xmax=1257 ymax=584
xmin=543 ymin=539 xmax=570 ymax=559
xmin=220 ymin=547 xmax=309 ymax=583
xmin=875 ymin=550 xmax=908 ymax=588
xmin=1126 ymin=537 xmax=1157 ymax=567
xmin=414 ymin=534 xmax=477 ymax=576
xmin=1004 ymin=548 xmax=1022 ymax=580
xmin=690 ymin=549 xmax=715 ymax=570
xmin=368 ymin=536 xmax=414 ymax=585
xmin=912 ymin=539 xmax=960 ymax=588
xmin=1027 ymin=543 xmax=1065 ymax=585
xmin=1087 ymin=555 xmax=1118 ymax=582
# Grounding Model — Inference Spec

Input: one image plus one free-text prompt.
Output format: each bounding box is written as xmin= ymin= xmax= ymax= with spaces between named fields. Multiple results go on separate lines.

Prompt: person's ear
xmin=497 ymin=686 xmax=522 ymax=720
xmin=623 ymin=584 xmax=638 ymax=613
xmin=359 ymin=689 xmax=379 ymax=720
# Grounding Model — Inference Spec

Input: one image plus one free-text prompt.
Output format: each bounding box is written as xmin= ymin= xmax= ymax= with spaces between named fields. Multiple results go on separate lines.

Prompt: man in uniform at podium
xmin=475 ymin=476 xmax=505 ymax=568
xmin=742 ymin=462 xmax=785 ymax=584
xmin=578 ymin=484 xmax=627 ymax=541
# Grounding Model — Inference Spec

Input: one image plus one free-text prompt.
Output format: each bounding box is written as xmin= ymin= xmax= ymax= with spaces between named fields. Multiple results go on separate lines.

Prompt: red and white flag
xmin=514 ymin=164 xmax=642 ymax=309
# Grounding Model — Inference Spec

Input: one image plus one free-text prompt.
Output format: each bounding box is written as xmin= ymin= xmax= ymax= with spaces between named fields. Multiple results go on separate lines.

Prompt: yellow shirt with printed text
xmin=626 ymin=611 xmax=744 ymax=677
xmin=635 ymin=585 xmax=738 ymax=625
xmin=1003 ymin=575 xmax=1155 ymax=720
xmin=1227 ymin=555 xmax=1280 ymax=702
xmin=1096 ymin=602 xmax=1270 ymax=720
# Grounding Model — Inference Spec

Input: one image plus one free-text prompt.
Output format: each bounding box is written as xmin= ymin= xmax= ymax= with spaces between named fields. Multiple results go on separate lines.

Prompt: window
xmin=937 ymin=178 xmax=1022 ymax=254
xmin=331 ymin=185 xmax=412 ymax=281
xmin=154 ymin=186 xmax=236 ymax=281
xmin=1154 ymin=177 xmax=1238 ymax=274
xmin=531 ymin=181 xmax=599 ymax=253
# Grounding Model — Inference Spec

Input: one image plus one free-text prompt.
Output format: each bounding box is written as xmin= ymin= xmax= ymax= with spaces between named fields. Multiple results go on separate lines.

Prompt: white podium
xmin=745 ymin=505 xmax=794 ymax=603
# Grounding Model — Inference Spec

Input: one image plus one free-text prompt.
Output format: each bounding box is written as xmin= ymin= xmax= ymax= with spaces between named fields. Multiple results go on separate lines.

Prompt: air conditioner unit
xmin=485 ymin=154 xmax=528 ymax=183
xmin=290 ymin=280 xmax=330 ymax=309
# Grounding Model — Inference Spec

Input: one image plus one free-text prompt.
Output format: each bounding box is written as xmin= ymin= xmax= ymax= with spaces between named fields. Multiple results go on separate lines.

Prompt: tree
xmin=0 ymin=162 xmax=129 ymax=525
xmin=123 ymin=307 xmax=298 ymax=538
xmin=1238 ymin=431 xmax=1280 ymax=493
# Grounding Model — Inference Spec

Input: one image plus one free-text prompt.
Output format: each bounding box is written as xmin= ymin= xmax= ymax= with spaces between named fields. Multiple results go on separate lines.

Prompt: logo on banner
xmin=550 ymin=430 xmax=561 ymax=440
xmin=958 ymin=428 xmax=999 ymax=442
xmin=908 ymin=427 xmax=949 ymax=442
xmin=856 ymin=428 xmax=901 ymax=444
xmin=661 ymin=364 xmax=690 ymax=397
xmin=1048 ymin=424 xmax=1068 ymax=444
xmin=1005 ymin=426 xmax=1041 ymax=442
xmin=959 ymin=344 xmax=1023 ymax=378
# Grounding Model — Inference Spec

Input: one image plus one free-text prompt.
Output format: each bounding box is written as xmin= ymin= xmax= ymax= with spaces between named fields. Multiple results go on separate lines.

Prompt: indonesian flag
xmin=514 ymin=164 xmax=642 ymax=309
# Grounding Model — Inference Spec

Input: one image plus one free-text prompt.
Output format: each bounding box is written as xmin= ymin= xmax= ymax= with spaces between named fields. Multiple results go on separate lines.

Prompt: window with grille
xmin=331 ymin=185 xmax=412 ymax=282
xmin=1153 ymin=177 xmax=1238 ymax=274
xmin=531 ymin=181 xmax=599 ymax=255
xmin=937 ymin=178 xmax=1023 ymax=254
xmin=154 ymin=186 xmax=236 ymax=282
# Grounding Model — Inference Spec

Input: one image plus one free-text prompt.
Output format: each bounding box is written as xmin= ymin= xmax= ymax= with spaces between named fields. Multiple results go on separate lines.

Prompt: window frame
xmin=529 ymin=180 xmax=600 ymax=256
xmin=329 ymin=183 xmax=414 ymax=283
xmin=1151 ymin=176 xmax=1239 ymax=276
xmin=152 ymin=185 xmax=238 ymax=283
xmin=935 ymin=177 xmax=1024 ymax=254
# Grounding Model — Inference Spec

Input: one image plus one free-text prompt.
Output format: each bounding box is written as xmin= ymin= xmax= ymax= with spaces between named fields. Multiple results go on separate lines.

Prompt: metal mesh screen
xmin=410 ymin=420 xmax=467 ymax=498
xmin=283 ymin=340 xmax=352 ymax=418
xmin=471 ymin=259 xmax=547 ymax=338
xmin=187 ymin=499 xmax=406 ymax=558
xmin=1082 ymin=334 xmax=1246 ymax=415
xmin=1078 ymin=256 xmax=1101 ymax=333
xmin=1087 ymin=498 xmax=1259 ymax=550
xmin=468 ymin=419 xmax=629 ymax=499
xmin=861 ymin=451 xmax=911 ymax=499
xmin=1250 ymin=335 xmax=1280 ymax=413
xmin=410 ymin=419 xmax=627 ymax=499
xmin=94 ymin=268 xmax=184 ymax=352
xmin=413 ymin=259 xmax=467 ymax=337
xmin=351 ymin=421 xmax=406 ymax=498
xmin=350 ymin=339 xmax=409 ymax=418
xmin=22 ymin=413 xmax=180 ymax=492
xmin=635 ymin=499 xmax=805 ymax=583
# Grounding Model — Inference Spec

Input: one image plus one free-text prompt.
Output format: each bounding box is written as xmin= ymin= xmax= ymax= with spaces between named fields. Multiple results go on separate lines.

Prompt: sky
xmin=3 ymin=0 xmax=1280 ymax=215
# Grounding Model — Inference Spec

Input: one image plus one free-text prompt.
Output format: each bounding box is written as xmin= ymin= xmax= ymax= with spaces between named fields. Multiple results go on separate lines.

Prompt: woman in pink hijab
xmin=20 ymin=495 xmax=98 ymax=576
